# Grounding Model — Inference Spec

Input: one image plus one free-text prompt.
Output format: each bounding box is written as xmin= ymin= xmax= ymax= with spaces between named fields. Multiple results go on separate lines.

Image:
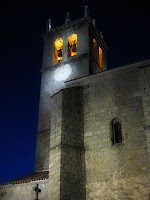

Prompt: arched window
xmin=111 ymin=118 xmax=122 ymax=145
xmin=93 ymin=38 xmax=98 ymax=62
xmin=68 ymin=34 xmax=77 ymax=57
xmin=99 ymin=47 xmax=103 ymax=70
xmin=53 ymin=38 xmax=63 ymax=61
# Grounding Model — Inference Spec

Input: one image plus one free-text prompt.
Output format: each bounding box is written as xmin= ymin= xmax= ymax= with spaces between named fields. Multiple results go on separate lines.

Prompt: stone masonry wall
xmin=82 ymin=65 xmax=150 ymax=199
xmin=60 ymin=87 xmax=86 ymax=200
xmin=140 ymin=65 xmax=150 ymax=158
xmin=49 ymin=91 xmax=62 ymax=200
xmin=0 ymin=180 xmax=49 ymax=200
xmin=49 ymin=87 xmax=86 ymax=200
xmin=35 ymin=129 xmax=50 ymax=171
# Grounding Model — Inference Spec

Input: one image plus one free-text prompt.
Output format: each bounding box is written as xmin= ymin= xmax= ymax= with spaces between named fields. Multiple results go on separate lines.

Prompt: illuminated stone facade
xmin=66 ymin=61 xmax=150 ymax=199
xmin=1 ymin=14 xmax=150 ymax=200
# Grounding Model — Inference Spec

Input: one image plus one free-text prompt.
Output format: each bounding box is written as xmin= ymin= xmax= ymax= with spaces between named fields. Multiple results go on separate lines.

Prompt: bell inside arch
xmin=68 ymin=34 xmax=77 ymax=57
xmin=58 ymin=48 xmax=63 ymax=57
xmin=72 ymin=41 xmax=77 ymax=52
xmin=53 ymin=38 xmax=63 ymax=61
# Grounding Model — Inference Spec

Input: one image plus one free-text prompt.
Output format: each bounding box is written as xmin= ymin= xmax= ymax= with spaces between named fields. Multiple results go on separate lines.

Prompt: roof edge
xmin=65 ymin=58 xmax=150 ymax=86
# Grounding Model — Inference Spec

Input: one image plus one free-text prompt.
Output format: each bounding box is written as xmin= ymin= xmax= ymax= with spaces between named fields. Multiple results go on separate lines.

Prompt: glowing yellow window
xmin=53 ymin=38 xmax=63 ymax=61
xmin=93 ymin=38 xmax=98 ymax=62
xmin=68 ymin=34 xmax=77 ymax=57
xmin=99 ymin=47 xmax=103 ymax=69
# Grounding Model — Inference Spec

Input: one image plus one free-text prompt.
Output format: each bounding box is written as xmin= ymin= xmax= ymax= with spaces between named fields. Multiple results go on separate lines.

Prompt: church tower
xmin=35 ymin=7 xmax=108 ymax=199
xmin=35 ymin=7 xmax=108 ymax=172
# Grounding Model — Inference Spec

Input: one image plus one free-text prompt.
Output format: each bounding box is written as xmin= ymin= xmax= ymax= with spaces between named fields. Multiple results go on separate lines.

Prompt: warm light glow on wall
xmin=68 ymin=34 xmax=77 ymax=57
xmin=99 ymin=47 xmax=103 ymax=69
xmin=53 ymin=38 xmax=63 ymax=61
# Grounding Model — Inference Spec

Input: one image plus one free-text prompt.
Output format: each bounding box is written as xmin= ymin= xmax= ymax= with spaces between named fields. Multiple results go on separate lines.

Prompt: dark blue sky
xmin=0 ymin=0 xmax=150 ymax=183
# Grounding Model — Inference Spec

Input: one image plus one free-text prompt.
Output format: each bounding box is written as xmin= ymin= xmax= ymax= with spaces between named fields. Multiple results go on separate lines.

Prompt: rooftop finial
xmin=100 ymin=31 xmax=103 ymax=38
xmin=47 ymin=19 xmax=52 ymax=32
xmin=93 ymin=19 xmax=96 ymax=27
xmin=84 ymin=5 xmax=89 ymax=18
xmin=65 ymin=12 xmax=70 ymax=24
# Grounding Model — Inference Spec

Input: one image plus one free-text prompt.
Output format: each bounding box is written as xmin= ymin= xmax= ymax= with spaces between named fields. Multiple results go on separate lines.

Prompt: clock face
xmin=54 ymin=64 xmax=72 ymax=81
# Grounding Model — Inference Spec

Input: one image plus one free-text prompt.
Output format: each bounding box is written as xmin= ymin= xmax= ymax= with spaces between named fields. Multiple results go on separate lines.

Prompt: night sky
xmin=0 ymin=0 xmax=150 ymax=183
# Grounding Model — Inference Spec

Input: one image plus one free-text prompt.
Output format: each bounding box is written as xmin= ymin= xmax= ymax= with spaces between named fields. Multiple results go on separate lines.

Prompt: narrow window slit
xmin=111 ymin=118 xmax=122 ymax=145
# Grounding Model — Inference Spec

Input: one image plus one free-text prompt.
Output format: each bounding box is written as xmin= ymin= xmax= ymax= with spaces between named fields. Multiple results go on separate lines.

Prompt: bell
xmin=72 ymin=43 xmax=77 ymax=52
xmin=58 ymin=48 xmax=62 ymax=57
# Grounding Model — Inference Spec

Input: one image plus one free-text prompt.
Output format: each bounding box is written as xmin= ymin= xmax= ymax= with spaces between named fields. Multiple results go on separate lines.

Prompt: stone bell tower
xmin=35 ymin=6 xmax=108 ymax=200
xmin=35 ymin=6 xmax=108 ymax=173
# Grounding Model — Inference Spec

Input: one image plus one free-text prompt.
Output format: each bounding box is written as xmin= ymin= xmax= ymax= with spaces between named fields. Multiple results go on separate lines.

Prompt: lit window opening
xmin=93 ymin=38 xmax=98 ymax=62
xmin=99 ymin=47 xmax=103 ymax=70
xmin=68 ymin=34 xmax=77 ymax=57
xmin=53 ymin=38 xmax=63 ymax=61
